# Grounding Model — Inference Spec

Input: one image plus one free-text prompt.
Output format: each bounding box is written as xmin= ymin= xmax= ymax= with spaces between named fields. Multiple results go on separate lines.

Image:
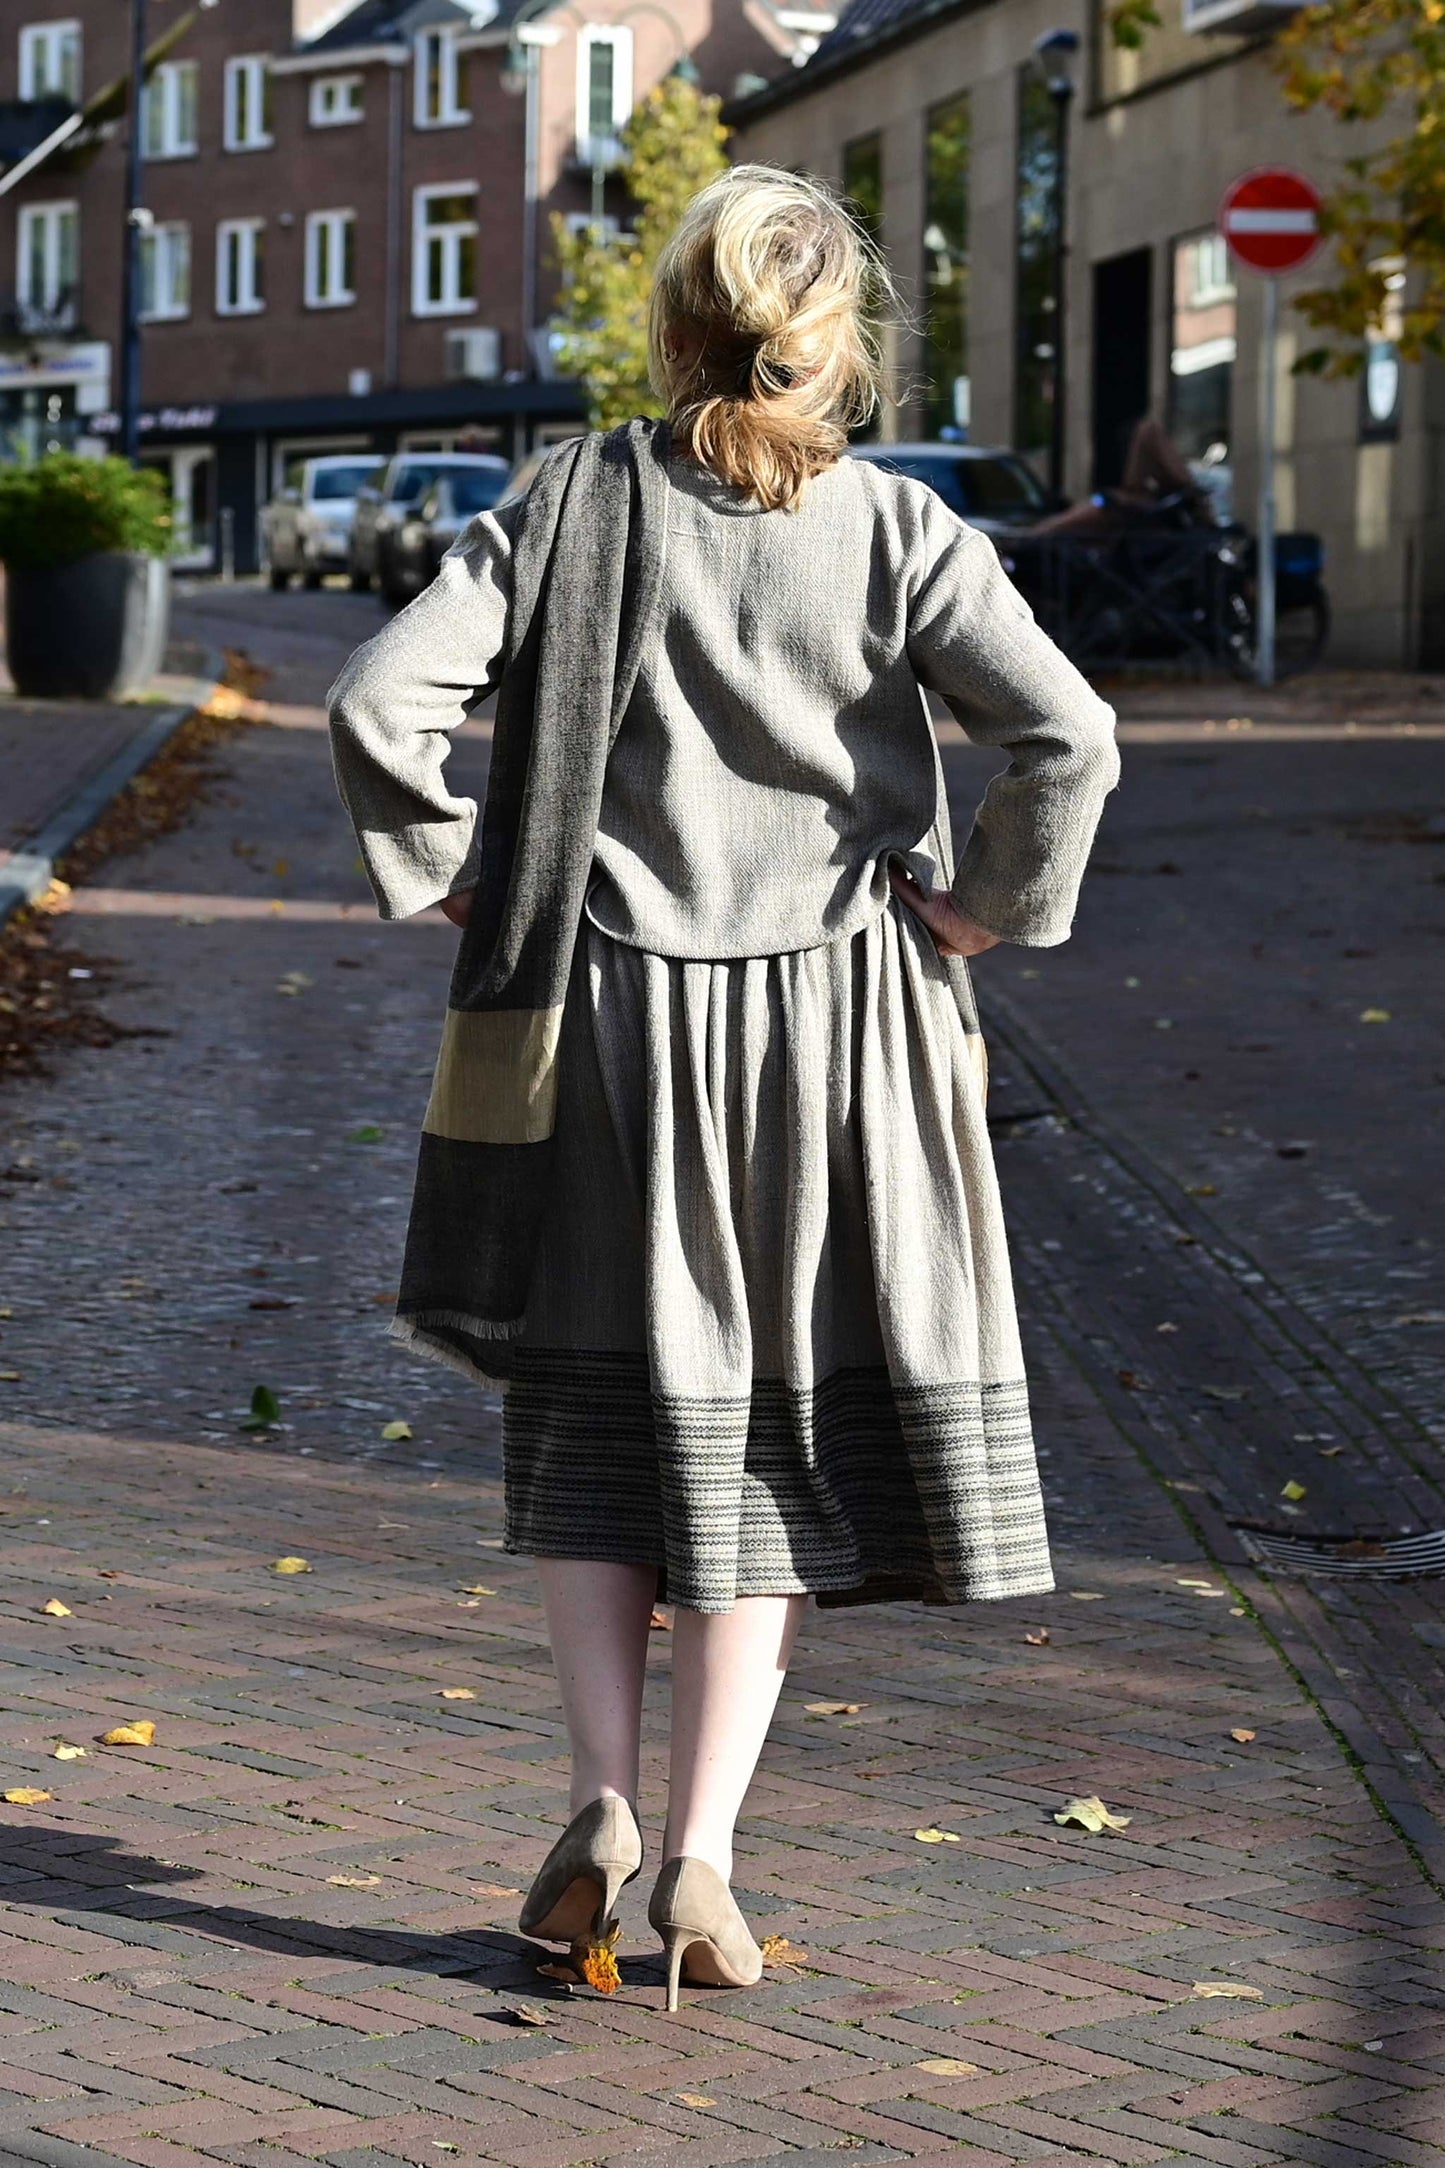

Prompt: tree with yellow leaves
xmin=550 ymin=73 xmax=730 ymax=429
xmin=1106 ymin=0 xmax=1445 ymax=371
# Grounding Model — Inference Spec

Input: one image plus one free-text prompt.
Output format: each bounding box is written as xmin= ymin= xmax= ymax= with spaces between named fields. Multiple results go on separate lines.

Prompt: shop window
xmin=415 ymin=27 xmax=468 ymax=127
xmin=224 ymin=55 xmax=272 ymax=151
xmin=842 ymin=132 xmax=883 ymax=250
xmin=16 ymin=198 xmax=77 ymax=327
xmin=143 ymin=59 xmax=199 ymax=158
xmin=1169 ymin=227 xmax=1236 ymax=462
xmin=922 ymin=92 xmax=969 ymax=437
xmin=1014 ymin=66 xmax=1061 ymax=459
xmin=19 ymin=19 xmax=81 ymax=102
xmin=216 ymin=218 xmax=265 ymax=314
xmin=305 ymin=209 xmax=357 ymax=308
xmin=139 ymin=220 xmax=191 ymax=320
xmin=310 ymin=73 xmax=363 ymax=125
xmin=413 ymin=186 xmax=477 ymax=315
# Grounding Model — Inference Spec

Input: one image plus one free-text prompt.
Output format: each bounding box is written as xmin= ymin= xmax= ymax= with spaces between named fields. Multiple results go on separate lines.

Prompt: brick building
xmin=0 ymin=0 xmax=820 ymax=570
xmin=728 ymin=0 xmax=1444 ymax=666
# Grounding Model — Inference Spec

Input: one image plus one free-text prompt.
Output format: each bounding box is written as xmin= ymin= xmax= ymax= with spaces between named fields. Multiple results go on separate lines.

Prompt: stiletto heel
xmin=648 ymin=1856 xmax=764 ymax=2011
xmin=517 ymin=1796 xmax=644 ymax=1946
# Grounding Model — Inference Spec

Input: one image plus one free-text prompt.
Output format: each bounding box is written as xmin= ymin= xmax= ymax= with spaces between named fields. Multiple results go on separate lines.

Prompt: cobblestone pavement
xmin=0 ymin=585 xmax=1440 ymax=2168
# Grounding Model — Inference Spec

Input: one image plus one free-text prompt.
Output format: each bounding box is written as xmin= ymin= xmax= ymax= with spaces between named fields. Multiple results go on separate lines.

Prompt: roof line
xmin=722 ymin=0 xmax=988 ymax=123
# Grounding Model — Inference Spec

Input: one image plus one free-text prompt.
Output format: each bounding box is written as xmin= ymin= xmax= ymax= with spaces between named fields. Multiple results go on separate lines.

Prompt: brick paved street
xmin=0 ymin=583 xmax=1441 ymax=2167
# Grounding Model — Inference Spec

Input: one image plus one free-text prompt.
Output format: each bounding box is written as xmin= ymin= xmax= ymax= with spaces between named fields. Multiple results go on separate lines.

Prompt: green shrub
xmin=0 ymin=453 xmax=172 ymax=572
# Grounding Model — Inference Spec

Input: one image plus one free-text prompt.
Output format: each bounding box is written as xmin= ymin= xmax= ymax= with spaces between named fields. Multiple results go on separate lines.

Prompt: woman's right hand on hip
xmin=889 ymin=864 xmax=1001 ymax=959
xmin=441 ymin=887 xmax=475 ymax=929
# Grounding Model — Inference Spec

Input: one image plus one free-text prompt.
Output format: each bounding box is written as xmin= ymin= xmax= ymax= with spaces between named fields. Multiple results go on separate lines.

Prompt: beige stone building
xmin=728 ymin=0 xmax=1443 ymax=665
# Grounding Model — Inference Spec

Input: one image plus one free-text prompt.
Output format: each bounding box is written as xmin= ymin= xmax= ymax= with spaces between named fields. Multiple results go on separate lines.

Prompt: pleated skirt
xmin=501 ymin=897 xmax=1053 ymax=1612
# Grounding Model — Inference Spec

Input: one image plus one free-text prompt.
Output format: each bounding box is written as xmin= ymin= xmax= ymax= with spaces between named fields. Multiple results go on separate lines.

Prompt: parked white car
xmin=262 ymin=455 xmax=381 ymax=590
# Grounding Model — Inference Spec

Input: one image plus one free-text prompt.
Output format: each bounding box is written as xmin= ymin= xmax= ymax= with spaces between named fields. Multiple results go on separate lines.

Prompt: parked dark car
xmin=349 ymin=452 xmax=510 ymax=594
xmin=380 ymin=460 xmax=513 ymax=605
xmin=845 ymin=441 xmax=1053 ymax=534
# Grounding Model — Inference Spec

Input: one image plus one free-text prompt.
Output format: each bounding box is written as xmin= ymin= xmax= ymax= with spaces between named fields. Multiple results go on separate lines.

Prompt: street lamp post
xmin=117 ymin=0 xmax=149 ymax=464
xmin=1031 ymin=27 xmax=1078 ymax=506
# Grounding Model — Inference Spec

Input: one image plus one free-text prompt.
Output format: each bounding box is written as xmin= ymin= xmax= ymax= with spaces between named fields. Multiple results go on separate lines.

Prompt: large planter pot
xmin=4 ymin=550 xmax=170 ymax=701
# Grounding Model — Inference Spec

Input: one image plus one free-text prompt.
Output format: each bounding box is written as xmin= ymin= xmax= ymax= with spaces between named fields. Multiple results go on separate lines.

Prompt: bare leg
xmin=663 ymin=1593 xmax=808 ymax=1880
xmin=535 ymin=1558 xmax=658 ymax=1816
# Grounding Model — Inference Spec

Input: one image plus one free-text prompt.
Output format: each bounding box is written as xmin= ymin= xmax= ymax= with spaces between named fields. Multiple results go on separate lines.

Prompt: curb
xmin=0 ymin=660 xmax=224 ymax=935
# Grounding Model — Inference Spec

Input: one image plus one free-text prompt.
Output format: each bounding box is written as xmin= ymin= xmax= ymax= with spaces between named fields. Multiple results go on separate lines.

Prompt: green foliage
xmin=550 ymin=74 xmax=730 ymax=430
xmin=0 ymin=453 xmax=173 ymax=571
xmin=1107 ymin=0 xmax=1445 ymax=371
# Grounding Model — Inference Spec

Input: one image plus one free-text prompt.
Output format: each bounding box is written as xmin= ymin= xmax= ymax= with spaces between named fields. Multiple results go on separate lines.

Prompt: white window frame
xmin=215 ymin=217 xmax=264 ymax=315
xmin=223 ymin=54 xmax=272 ymax=151
xmin=412 ymin=184 xmax=477 ymax=317
xmin=19 ymin=18 xmax=81 ymax=102
xmin=138 ymin=219 xmax=190 ymax=321
xmin=309 ymin=71 xmax=363 ymax=126
xmin=142 ymin=58 xmax=199 ymax=158
xmin=575 ymin=25 xmax=632 ymax=164
xmin=16 ymin=198 xmax=77 ymax=324
xmin=304 ymin=208 xmax=357 ymax=309
xmin=413 ymin=26 xmax=468 ymax=128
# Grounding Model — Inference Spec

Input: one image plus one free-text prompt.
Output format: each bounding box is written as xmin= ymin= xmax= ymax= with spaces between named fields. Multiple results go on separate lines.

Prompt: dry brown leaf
xmin=1229 ymin=1728 xmax=1257 ymax=1744
xmin=1192 ymin=1980 xmax=1264 ymax=2000
xmin=3 ymin=1786 xmax=52 ymax=1805
xmin=761 ymin=1934 xmax=806 ymax=1964
xmin=806 ymin=1700 xmax=865 ymax=1715
xmin=510 ymin=2002 xmax=554 ymax=2026
xmin=41 ymin=1597 xmax=72 ymax=1617
xmin=1070 ymin=1591 xmax=1104 ymax=1601
xmin=1024 ymin=1628 xmax=1050 ymax=1646
xmin=456 ymin=1585 xmax=497 ymax=1597
xmin=438 ymin=1687 xmax=477 ymax=1700
xmin=1053 ymin=1795 xmax=1131 ymax=1833
xmin=470 ymin=1881 xmax=521 ymax=1897
xmin=325 ymin=1873 xmax=381 ymax=1888
xmin=676 ymin=2093 xmax=716 ymax=2108
xmin=915 ymin=2056 xmax=982 ymax=2077
xmin=51 ymin=1744 xmax=86 ymax=1760
xmin=914 ymin=1827 xmax=961 ymax=1844
xmin=101 ymin=1720 xmax=156 ymax=1746
xmin=535 ymin=1961 xmax=578 ymax=1986
xmin=648 ymin=1607 xmax=671 ymax=1629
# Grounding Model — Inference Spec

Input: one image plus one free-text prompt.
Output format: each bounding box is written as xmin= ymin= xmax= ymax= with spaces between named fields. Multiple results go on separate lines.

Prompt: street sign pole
xmin=1257 ymin=273 xmax=1278 ymax=689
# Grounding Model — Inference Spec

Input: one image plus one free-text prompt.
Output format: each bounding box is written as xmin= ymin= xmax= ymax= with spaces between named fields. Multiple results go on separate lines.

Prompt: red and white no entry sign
xmin=1219 ymin=166 xmax=1324 ymax=276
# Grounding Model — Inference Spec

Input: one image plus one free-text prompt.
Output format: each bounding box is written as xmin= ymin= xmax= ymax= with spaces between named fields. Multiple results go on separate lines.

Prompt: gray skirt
xmin=501 ymin=898 xmax=1053 ymax=1612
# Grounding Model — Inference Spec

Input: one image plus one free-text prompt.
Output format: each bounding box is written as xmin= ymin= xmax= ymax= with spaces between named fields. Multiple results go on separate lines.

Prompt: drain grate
xmin=1232 ymin=1525 xmax=1445 ymax=1580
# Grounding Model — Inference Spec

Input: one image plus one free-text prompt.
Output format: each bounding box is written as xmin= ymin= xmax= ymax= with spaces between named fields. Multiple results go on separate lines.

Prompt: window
xmin=576 ymin=26 xmax=632 ymax=163
xmin=19 ymin=19 xmax=80 ymax=101
xmin=216 ymin=218 xmax=264 ymax=314
xmin=1169 ymin=228 xmax=1236 ymax=461
xmin=139 ymin=220 xmax=190 ymax=320
xmin=1014 ymin=67 xmax=1061 ymax=458
xmin=223 ymin=55 xmax=272 ymax=150
xmin=842 ymin=133 xmax=882 ymax=250
xmin=414 ymin=27 xmax=468 ymax=127
xmin=413 ymin=186 xmax=476 ymax=315
xmin=305 ymin=209 xmax=356 ymax=307
xmin=142 ymin=59 xmax=199 ymax=158
xmin=922 ymin=93 xmax=970 ymax=437
xmin=310 ymin=72 xmax=363 ymax=125
xmin=16 ymin=199 xmax=77 ymax=326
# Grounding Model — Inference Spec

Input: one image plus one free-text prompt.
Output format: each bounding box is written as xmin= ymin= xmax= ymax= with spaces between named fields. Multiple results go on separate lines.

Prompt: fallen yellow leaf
xmin=270 ymin=1556 xmax=311 ymax=1574
xmin=1281 ymin=1480 xmax=1307 ymax=1502
xmin=325 ymin=1873 xmax=381 ymax=1888
xmin=915 ymin=2057 xmax=982 ymax=2077
xmin=1229 ymin=1728 xmax=1257 ymax=1744
xmin=41 ymin=1598 xmax=72 ymax=1617
xmin=51 ymin=1744 xmax=86 ymax=1760
xmin=3 ymin=1787 xmax=52 ymax=1805
xmin=1070 ymin=1591 xmax=1104 ymax=1601
xmin=438 ymin=1687 xmax=477 ymax=1701
xmin=677 ymin=2093 xmax=716 ymax=2108
xmin=914 ymin=1827 xmax=961 ymax=1844
xmin=576 ymin=1919 xmax=622 ymax=1993
xmin=381 ymin=1420 xmax=412 ymax=1441
xmin=760 ymin=1934 xmax=805 ymax=1964
xmin=1359 ymin=1008 xmax=1391 ymax=1024
xmin=469 ymin=1882 xmax=521 ymax=1898
xmin=806 ymin=1700 xmax=865 ymax=1714
xmin=1192 ymin=1980 xmax=1264 ymax=2000
xmin=101 ymin=1721 xmax=156 ymax=1746
xmin=1053 ymin=1795 xmax=1131 ymax=1833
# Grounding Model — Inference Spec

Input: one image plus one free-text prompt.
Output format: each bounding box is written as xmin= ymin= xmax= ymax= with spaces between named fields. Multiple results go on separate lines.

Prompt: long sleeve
xmin=906 ymin=501 xmax=1120 ymax=946
xmin=327 ymin=500 xmax=521 ymax=920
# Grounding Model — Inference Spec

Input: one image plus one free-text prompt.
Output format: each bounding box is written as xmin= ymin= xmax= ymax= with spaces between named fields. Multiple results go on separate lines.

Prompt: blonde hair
xmin=649 ymin=163 xmax=891 ymax=512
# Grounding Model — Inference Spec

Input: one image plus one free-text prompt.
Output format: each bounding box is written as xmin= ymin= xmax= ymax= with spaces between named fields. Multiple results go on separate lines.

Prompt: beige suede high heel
xmin=517 ymin=1795 xmax=643 ymax=1945
xmin=647 ymin=1856 xmax=765 ymax=2012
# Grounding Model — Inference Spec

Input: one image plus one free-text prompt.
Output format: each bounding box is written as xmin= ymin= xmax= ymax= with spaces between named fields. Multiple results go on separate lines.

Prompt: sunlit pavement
xmin=0 ymin=581 xmax=1440 ymax=2168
